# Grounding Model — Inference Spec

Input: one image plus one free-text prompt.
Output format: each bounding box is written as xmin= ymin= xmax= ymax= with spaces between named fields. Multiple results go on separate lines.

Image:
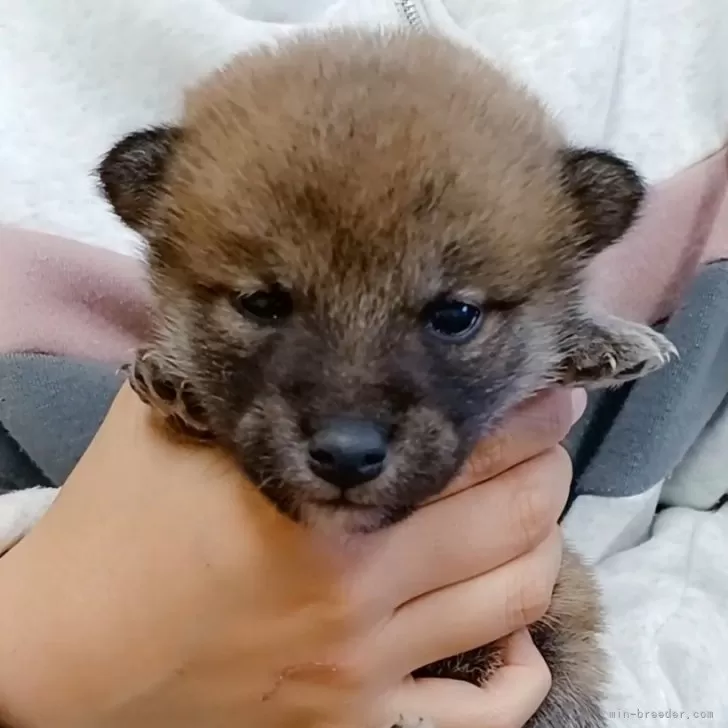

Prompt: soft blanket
xmin=0 ymin=2 xmax=726 ymax=726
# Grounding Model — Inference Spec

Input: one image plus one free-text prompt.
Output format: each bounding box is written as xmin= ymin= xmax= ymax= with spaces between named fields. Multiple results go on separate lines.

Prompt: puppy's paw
xmin=560 ymin=316 xmax=677 ymax=388
xmin=121 ymin=348 xmax=211 ymax=438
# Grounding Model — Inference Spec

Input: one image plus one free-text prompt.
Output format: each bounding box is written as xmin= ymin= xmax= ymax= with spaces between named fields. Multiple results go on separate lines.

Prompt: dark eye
xmin=231 ymin=286 xmax=293 ymax=324
xmin=422 ymin=297 xmax=482 ymax=341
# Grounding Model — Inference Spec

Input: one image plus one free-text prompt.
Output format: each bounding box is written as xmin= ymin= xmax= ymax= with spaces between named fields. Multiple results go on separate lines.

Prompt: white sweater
xmin=0 ymin=0 xmax=725 ymax=256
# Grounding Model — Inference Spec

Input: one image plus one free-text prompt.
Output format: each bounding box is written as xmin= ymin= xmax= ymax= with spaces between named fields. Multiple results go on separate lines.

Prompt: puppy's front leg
xmin=558 ymin=312 xmax=677 ymax=388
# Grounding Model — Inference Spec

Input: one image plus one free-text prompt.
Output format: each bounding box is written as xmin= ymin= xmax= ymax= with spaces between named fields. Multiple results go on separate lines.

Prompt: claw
xmin=602 ymin=353 xmax=618 ymax=373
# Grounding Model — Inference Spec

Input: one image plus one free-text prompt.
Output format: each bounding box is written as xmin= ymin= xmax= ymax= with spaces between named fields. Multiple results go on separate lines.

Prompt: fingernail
xmin=571 ymin=388 xmax=587 ymax=423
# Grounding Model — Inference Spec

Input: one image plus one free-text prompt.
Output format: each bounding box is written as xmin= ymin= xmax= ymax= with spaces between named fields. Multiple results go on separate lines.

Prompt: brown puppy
xmin=98 ymin=29 xmax=675 ymax=728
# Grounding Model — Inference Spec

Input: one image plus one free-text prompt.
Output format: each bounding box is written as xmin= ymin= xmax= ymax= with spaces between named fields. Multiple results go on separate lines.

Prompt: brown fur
xmin=98 ymin=28 xmax=676 ymax=728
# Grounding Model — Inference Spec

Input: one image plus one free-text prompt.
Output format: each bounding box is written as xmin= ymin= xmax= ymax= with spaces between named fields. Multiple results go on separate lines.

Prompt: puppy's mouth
xmin=309 ymin=496 xmax=381 ymax=510
xmin=298 ymin=497 xmax=413 ymax=535
xmin=302 ymin=472 xmax=402 ymax=528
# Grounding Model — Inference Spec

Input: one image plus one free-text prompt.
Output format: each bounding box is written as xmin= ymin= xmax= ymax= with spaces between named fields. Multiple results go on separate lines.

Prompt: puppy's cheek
xmin=389 ymin=406 xmax=463 ymax=504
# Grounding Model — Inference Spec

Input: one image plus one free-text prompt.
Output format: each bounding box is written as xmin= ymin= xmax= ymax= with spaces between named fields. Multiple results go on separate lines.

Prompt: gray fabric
xmin=564 ymin=260 xmax=728 ymax=509
xmin=0 ymin=354 xmax=122 ymax=488
xmin=0 ymin=420 xmax=53 ymax=492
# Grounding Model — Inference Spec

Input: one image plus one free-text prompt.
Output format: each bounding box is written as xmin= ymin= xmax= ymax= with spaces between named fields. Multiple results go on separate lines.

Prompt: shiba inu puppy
xmin=98 ymin=28 xmax=675 ymax=728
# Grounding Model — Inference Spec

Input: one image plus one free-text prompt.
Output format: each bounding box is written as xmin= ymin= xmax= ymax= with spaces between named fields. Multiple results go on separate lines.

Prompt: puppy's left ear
xmin=560 ymin=148 xmax=646 ymax=256
xmin=97 ymin=125 xmax=182 ymax=234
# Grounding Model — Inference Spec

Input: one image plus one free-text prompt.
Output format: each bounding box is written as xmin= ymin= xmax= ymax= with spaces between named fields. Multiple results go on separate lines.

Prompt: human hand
xmin=365 ymin=389 xmax=584 ymax=727
xmin=0 ymin=383 xmax=582 ymax=728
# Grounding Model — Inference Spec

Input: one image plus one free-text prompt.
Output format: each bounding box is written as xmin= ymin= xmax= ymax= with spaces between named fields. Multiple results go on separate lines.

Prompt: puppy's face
xmin=99 ymin=31 xmax=644 ymax=532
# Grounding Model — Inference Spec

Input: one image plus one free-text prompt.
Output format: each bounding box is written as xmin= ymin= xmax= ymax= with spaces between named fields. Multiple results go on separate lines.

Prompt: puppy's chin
xmin=238 ymin=451 xmax=416 ymax=535
xmin=298 ymin=500 xmax=415 ymax=536
xmin=240 ymin=448 xmax=460 ymax=535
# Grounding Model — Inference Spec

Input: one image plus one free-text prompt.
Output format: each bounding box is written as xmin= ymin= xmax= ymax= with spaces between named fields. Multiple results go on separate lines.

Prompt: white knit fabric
xmin=0 ymin=0 xmax=725 ymax=256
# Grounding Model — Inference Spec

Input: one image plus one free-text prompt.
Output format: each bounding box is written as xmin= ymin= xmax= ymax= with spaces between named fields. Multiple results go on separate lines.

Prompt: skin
xmin=0 ymin=383 xmax=582 ymax=728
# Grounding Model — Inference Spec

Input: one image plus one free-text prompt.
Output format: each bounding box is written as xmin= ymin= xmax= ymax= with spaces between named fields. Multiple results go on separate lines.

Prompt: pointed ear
xmin=560 ymin=148 xmax=646 ymax=256
xmin=97 ymin=125 xmax=182 ymax=232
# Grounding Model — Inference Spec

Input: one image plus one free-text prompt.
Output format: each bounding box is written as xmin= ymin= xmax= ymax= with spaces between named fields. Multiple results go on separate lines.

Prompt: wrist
xmin=0 ymin=531 xmax=77 ymax=727
xmin=0 ymin=502 xmax=149 ymax=728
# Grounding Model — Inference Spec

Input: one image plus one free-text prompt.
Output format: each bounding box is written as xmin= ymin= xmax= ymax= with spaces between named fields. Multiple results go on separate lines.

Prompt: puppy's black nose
xmin=308 ymin=418 xmax=387 ymax=489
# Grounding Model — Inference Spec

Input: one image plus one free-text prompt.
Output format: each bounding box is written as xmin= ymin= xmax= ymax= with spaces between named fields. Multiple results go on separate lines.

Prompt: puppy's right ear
xmin=97 ymin=125 xmax=182 ymax=232
xmin=559 ymin=148 xmax=646 ymax=257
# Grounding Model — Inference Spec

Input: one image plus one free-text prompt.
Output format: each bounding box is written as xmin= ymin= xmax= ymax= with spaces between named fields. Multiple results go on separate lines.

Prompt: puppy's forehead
xmin=157 ymin=31 xmax=578 ymax=297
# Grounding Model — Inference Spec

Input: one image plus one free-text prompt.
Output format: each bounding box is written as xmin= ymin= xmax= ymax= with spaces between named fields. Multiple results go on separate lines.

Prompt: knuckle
xmin=533 ymin=655 xmax=553 ymax=699
xmin=517 ymin=390 xmax=574 ymax=444
xmin=525 ymin=576 xmax=554 ymax=626
xmin=488 ymin=663 xmax=553 ymax=728
xmin=458 ymin=443 xmax=496 ymax=485
xmin=540 ymin=392 xmax=577 ymax=441
xmin=512 ymin=477 xmax=553 ymax=551
xmin=476 ymin=430 xmax=508 ymax=476
xmin=548 ymin=444 xmax=574 ymax=480
xmin=514 ymin=661 xmax=553 ymax=728
xmin=458 ymin=425 xmax=511 ymax=485
xmin=545 ymin=446 xmax=573 ymax=507
xmin=506 ymin=553 xmax=556 ymax=629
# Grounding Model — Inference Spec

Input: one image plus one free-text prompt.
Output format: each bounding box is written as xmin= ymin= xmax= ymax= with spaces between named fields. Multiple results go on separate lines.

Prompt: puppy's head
xmin=99 ymin=30 xmax=644 ymax=532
